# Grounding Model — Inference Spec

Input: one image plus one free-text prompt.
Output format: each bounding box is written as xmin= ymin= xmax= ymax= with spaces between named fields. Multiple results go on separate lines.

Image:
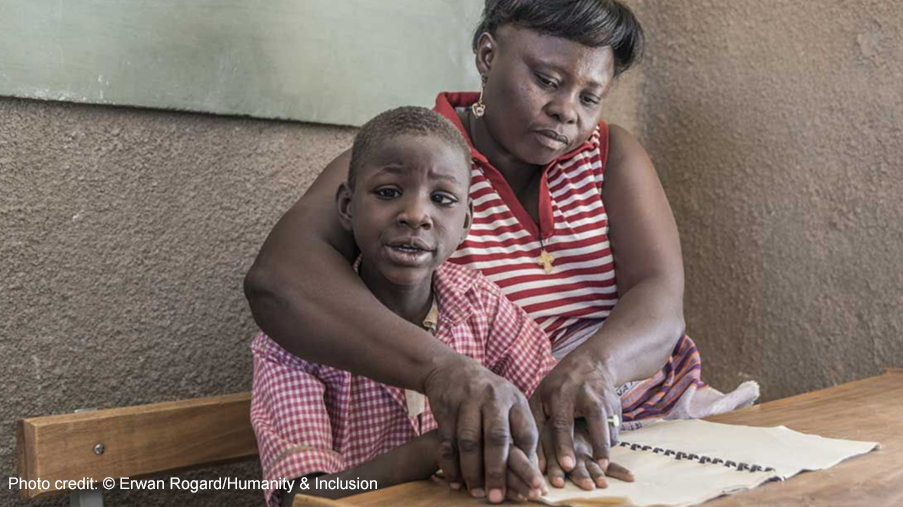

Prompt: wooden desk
xmin=343 ymin=369 xmax=902 ymax=507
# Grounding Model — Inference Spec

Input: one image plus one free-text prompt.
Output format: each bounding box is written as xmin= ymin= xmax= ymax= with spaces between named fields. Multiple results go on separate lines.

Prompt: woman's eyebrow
xmin=525 ymin=55 xmax=607 ymax=90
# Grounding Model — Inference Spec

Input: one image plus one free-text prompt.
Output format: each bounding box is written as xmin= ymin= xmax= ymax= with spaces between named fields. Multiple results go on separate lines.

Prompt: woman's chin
xmin=518 ymin=146 xmax=564 ymax=167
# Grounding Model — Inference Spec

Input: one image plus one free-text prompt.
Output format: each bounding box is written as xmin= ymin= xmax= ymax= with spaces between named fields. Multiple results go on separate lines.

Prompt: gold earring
xmin=472 ymin=78 xmax=486 ymax=118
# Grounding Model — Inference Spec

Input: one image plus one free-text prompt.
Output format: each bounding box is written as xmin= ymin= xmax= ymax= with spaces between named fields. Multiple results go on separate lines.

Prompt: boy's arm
xmin=282 ymin=431 xmax=441 ymax=504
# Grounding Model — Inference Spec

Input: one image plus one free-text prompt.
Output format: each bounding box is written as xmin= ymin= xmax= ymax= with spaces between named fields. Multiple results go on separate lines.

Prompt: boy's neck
xmin=358 ymin=265 xmax=435 ymax=328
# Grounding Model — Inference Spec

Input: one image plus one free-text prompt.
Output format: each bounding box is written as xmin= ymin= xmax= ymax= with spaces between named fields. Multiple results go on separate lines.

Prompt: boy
xmin=250 ymin=107 xmax=554 ymax=506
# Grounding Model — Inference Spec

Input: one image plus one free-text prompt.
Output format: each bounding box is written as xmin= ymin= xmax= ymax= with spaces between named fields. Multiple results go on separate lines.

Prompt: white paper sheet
xmin=539 ymin=419 xmax=878 ymax=507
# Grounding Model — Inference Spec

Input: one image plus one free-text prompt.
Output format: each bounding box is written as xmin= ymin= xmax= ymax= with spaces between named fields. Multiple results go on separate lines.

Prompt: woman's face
xmin=478 ymin=25 xmax=615 ymax=166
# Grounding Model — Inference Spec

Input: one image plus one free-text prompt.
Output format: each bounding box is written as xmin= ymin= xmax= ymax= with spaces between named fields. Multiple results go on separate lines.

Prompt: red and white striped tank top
xmin=436 ymin=92 xmax=617 ymax=357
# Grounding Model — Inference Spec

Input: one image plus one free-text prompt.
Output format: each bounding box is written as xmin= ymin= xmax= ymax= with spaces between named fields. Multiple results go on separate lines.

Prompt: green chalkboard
xmin=0 ymin=0 xmax=483 ymax=126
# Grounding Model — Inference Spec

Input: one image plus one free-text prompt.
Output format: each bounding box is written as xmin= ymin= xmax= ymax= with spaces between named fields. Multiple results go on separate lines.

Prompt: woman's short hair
xmin=472 ymin=0 xmax=644 ymax=76
xmin=348 ymin=106 xmax=472 ymax=189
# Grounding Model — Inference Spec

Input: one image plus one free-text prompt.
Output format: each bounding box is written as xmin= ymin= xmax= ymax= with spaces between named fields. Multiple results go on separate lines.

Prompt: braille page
xmin=539 ymin=419 xmax=878 ymax=507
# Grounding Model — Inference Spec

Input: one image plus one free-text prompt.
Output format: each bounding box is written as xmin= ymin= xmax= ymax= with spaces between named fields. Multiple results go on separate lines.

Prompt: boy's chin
xmin=378 ymin=266 xmax=434 ymax=288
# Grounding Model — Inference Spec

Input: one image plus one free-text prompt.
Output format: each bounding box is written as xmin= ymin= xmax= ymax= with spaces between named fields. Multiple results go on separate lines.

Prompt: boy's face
xmin=338 ymin=134 xmax=472 ymax=288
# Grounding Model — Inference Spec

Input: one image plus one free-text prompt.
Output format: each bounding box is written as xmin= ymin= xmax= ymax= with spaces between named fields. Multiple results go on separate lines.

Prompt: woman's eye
xmin=431 ymin=193 xmax=457 ymax=206
xmin=375 ymin=188 xmax=400 ymax=199
xmin=581 ymin=95 xmax=601 ymax=106
xmin=535 ymin=73 xmax=558 ymax=89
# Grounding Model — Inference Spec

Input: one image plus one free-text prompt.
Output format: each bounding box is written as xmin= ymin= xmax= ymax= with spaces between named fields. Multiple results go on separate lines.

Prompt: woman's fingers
xmin=509 ymin=402 xmax=541 ymax=482
xmin=425 ymin=360 xmax=540 ymax=500
xmin=436 ymin=420 xmax=461 ymax=490
xmin=529 ymin=396 xmax=550 ymax=474
xmin=546 ymin=454 xmax=566 ymax=489
xmin=549 ymin=401 xmax=577 ymax=472
xmin=482 ymin=407 xmax=511 ymax=503
xmin=578 ymin=394 xmax=612 ymax=470
xmin=456 ymin=403 xmax=486 ymax=497
xmin=585 ymin=458 xmax=609 ymax=488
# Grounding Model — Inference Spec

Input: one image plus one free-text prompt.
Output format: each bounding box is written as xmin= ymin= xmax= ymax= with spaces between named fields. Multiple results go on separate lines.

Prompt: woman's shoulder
xmin=604 ymin=123 xmax=652 ymax=174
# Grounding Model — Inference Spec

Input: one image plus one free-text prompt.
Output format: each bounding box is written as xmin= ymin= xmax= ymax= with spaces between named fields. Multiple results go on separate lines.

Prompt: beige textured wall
xmin=3 ymin=0 xmax=902 ymax=505
xmin=0 ymin=98 xmax=356 ymax=506
xmin=631 ymin=0 xmax=903 ymax=401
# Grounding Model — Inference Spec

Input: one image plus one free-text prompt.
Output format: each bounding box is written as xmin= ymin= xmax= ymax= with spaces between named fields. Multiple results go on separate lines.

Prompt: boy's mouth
xmin=386 ymin=238 xmax=434 ymax=252
xmin=384 ymin=239 xmax=434 ymax=266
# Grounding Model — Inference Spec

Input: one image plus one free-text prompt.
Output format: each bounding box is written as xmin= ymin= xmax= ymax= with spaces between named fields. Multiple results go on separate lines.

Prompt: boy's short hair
xmin=348 ymin=106 xmax=472 ymax=189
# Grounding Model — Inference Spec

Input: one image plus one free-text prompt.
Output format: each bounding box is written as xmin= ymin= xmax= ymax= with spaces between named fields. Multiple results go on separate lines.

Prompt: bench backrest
xmin=16 ymin=392 xmax=256 ymax=500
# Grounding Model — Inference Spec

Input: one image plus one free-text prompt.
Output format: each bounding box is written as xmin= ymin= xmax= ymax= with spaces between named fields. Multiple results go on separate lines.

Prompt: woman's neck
xmin=463 ymin=109 xmax=542 ymax=200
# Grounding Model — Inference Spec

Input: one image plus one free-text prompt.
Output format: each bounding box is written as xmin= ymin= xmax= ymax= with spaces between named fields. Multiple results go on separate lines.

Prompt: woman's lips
xmin=533 ymin=130 xmax=569 ymax=149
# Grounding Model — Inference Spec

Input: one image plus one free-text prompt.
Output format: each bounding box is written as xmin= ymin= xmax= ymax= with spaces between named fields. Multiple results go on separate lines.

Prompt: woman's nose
xmin=546 ymin=92 xmax=578 ymax=124
xmin=396 ymin=196 xmax=432 ymax=229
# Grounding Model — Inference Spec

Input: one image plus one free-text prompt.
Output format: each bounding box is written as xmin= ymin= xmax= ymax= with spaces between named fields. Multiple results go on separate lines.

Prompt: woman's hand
xmin=531 ymin=352 xmax=622 ymax=474
xmin=544 ymin=418 xmax=634 ymax=490
xmin=425 ymin=354 xmax=542 ymax=503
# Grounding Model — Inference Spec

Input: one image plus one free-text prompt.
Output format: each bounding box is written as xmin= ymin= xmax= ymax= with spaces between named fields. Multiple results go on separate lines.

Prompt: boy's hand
xmin=543 ymin=419 xmax=634 ymax=490
xmin=424 ymin=354 xmax=537 ymax=502
xmin=503 ymin=446 xmax=548 ymax=503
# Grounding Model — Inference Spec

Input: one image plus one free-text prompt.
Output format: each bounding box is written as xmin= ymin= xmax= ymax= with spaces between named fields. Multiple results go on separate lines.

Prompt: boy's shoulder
xmin=433 ymin=262 xmax=506 ymax=322
xmin=434 ymin=262 xmax=499 ymax=297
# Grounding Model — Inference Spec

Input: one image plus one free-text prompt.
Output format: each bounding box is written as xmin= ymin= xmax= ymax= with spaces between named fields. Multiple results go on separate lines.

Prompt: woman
xmin=245 ymin=0 xmax=756 ymax=502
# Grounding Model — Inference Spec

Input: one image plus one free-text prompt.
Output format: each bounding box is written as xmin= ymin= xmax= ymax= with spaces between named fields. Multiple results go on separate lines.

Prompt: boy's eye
xmin=375 ymin=188 xmax=401 ymax=199
xmin=431 ymin=193 xmax=458 ymax=206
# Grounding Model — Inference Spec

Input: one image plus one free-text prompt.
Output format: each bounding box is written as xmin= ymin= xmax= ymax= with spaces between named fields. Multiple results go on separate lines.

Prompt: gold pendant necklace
xmin=537 ymin=241 xmax=555 ymax=274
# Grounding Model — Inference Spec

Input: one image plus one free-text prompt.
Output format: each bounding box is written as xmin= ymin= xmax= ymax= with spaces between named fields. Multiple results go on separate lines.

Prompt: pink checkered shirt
xmin=250 ymin=262 xmax=555 ymax=506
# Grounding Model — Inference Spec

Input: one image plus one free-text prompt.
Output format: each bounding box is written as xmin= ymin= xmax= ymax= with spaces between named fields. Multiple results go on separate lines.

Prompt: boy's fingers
xmin=505 ymin=460 xmax=533 ymax=501
xmin=566 ymin=456 xmax=596 ymax=491
xmin=585 ymin=459 xmax=609 ymax=489
xmin=605 ymin=462 xmax=635 ymax=483
xmin=507 ymin=446 xmax=545 ymax=493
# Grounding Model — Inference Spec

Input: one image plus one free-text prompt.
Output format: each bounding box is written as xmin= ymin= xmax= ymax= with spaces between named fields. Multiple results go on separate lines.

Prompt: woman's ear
xmin=474 ymin=32 xmax=497 ymax=77
xmin=336 ymin=182 xmax=354 ymax=232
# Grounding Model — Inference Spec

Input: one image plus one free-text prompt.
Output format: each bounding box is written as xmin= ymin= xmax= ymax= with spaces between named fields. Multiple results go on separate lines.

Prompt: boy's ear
xmin=336 ymin=182 xmax=354 ymax=232
xmin=460 ymin=198 xmax=473 ymax=245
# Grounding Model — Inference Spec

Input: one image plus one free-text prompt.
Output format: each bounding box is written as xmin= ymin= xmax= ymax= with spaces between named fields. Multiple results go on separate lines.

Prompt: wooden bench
xmin=16 ymin=392 xmax=256 ymax=506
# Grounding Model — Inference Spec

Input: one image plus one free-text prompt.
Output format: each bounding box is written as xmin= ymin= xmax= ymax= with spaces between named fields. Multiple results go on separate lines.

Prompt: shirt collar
xmin=354 ymin=255 xmax=450 ymax=332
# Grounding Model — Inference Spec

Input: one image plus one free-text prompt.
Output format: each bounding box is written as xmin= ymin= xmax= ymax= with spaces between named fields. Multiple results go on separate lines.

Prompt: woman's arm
xmin=281 ymin=431 xmax=441 ymax=504
xmin=245 ymin=150 xmax=442 ymax=382
xmin=532 ymin=124 xmax=685 ymax=473
xmin=244 ymin=151 xmax=540 ymax=501
xmin=588 ymin=124 xmax=686 ymax=384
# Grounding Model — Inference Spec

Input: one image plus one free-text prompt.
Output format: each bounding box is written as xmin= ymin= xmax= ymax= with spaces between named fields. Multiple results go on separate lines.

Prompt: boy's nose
xmin=397 ymin=196 xmax=432 ymax=230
